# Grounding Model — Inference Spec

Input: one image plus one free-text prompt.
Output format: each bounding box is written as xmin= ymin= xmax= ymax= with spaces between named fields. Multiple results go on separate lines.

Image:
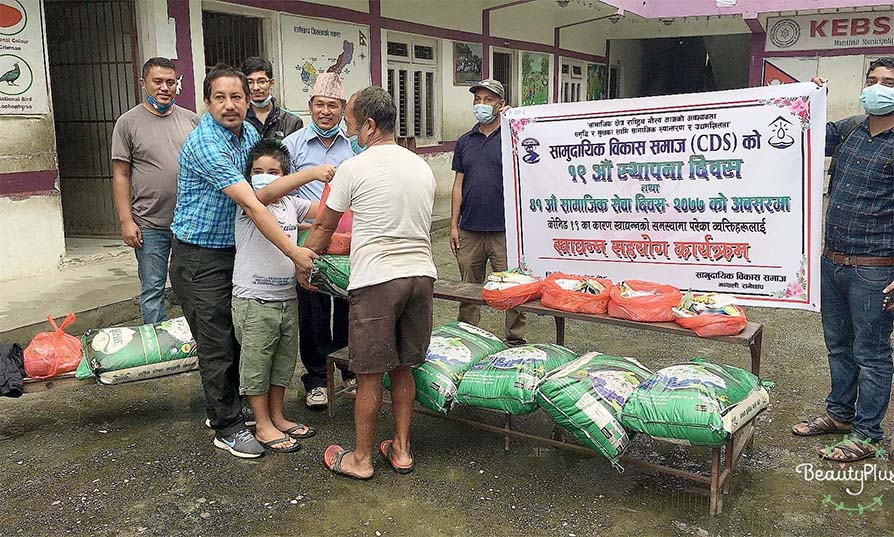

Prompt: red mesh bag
xmin=24 ymin=313 xmax=83 ymax=379
xmin=607 ymin=280 xmax=681 ymax=322
xmin=541 ymin=273 xmax=613 ymax=315
xmin=320 ymin=183 xmax=353 ymax=234
xmin=481 ymin=280 xmax=543 ymax=311
xmin=675 ymin=306 xmax=748 ymax=337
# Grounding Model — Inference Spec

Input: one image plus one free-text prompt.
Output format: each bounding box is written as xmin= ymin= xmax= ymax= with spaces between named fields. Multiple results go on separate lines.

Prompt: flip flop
xmin=379 ymin=439 xmax=415 ymax=474
xmin=792 ymin=416 xmax=852 ymax=437
xmin=283 ymin=424 xmax=316 ymax=439
xmin=323 ymin=445 xmax=373 ymax=480
xmin=259 ymin=436 xmax=302 ymax=453
xmin=819 ymin=435 xmax=882 ymax=463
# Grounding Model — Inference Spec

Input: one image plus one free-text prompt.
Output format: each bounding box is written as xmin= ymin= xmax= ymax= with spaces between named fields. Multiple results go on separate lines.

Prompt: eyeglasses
xmin=248 ymin=78 xmax=271 ymax=87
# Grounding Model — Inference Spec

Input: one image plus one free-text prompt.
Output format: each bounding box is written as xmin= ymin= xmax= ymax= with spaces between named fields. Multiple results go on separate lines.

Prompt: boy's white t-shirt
xmin=325 ymin=144 xmax=438 ymax=290
xmin=232 ymin=195 xmax=312 ymax=301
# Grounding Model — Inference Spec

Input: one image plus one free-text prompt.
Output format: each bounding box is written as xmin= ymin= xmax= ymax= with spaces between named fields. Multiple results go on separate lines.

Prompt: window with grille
xmin=202 ymin=11 xmax=263 ymax=72
xmin=561 ymin=60 xmax=585 ymax=103
xmin=386 ymin=34 xmax=439 ymax=144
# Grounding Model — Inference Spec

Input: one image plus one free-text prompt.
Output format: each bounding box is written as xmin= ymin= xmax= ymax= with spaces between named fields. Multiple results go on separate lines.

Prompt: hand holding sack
xmin=481 ymin=268 xmax=543 ymax=311
xmin=24 ymin=313 xmax=82 ymax=379
xmin=673 ymin=290 xmax=748 ymax=337
xmin=541 ymin=273 xmax=613 ymax=315
xmin=607 ymin=280 xmax=681 ymax=322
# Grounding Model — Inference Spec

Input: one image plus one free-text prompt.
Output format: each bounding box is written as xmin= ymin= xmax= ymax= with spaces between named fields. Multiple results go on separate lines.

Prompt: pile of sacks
xmin=476 ymin=269 xmax=748 ymax=338
xmin=386 ymin=322 xmax=769 ymax=470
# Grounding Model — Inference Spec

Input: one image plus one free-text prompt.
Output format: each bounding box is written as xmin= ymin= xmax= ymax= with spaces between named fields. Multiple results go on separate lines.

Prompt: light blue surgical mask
xmin=146 ymin=93 xmax=174 ymax=114
xmin=473 ymin=103 xmax=496 ymax=124
xmin=251 ymin=95 xmax=273 ymax=108
xmin=349 ymin=134 xmax=366 ymax=155
xmin=310 ymin=120 xmax=343 ymax=139
xmin=250 ymin=173 xmax=279 ymax=191
xmin=860 ymin=83 xmax=894 ymax=116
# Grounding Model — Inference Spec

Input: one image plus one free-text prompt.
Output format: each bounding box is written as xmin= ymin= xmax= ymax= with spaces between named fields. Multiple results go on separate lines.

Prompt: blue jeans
xmin=821 ymin=256 xmax=894 ymax=441
xmin=135 ymin=227 xmax=172 ymax=324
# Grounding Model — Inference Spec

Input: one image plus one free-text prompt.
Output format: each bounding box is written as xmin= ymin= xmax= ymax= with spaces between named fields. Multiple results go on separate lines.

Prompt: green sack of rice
xmin=310 ymin=255 xmax=350 ymax=299
xmin=620 ymin=359 xmax=769 ymax=447
xmin=455 ymin=343 xmax=577 ymax=414
xmin=384 ymin=322 xmax=507 ymax=414
xmin=536 ymin=352 xmax=652 ymax=468
xmin=77 ymin=317 xmax=198 ymax=385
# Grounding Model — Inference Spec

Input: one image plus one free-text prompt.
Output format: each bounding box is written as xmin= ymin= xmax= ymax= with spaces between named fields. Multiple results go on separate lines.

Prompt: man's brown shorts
xmin=348 ymin=276 xmax=434 ymax=374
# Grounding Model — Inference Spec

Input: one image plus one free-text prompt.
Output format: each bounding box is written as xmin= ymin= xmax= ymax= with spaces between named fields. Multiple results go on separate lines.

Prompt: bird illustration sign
xmin=0 ymin=0 xmax=48 ymax=115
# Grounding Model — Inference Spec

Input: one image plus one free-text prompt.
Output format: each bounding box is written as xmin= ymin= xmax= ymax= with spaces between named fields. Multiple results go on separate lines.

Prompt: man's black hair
xmin=203 ymin=62 xmax=250 ymax=101
xmin=350 ymin=86 xmax=396 ymax=134
xmin=866 ymin=57 xmax=894 ymax=77
xmin=240 ymin=57 xmax=274 ymax=79
xmin=246 ymin=139 xmax=292 ymax=181
xmin=142 ymin=57 xmax=176 ymax=78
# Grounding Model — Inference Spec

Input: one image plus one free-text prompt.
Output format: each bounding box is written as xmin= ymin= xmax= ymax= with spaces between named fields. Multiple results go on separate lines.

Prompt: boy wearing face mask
xmin=240 ymin=57 xmax=303 ymax=142
xmin=231 ymin=139 xmax=335 ymax=453
xmin=111 ymin=57 xmax=198 ymax=324
xmin=792 ymin=58 xmax=894 ymax=463
xmin=450 ymin=79 xmax=527 ymax=346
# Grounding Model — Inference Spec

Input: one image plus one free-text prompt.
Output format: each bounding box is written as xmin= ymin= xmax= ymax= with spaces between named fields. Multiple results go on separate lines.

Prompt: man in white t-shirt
xmin=300 ymin=86 xmax=437 ymax=479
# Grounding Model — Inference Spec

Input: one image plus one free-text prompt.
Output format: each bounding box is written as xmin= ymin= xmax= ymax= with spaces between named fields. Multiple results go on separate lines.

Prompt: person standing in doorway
xmin=111 ymin=57 xmax=198 ymax=324
xmin=170 ymin=64 xmax=318 ymax=459
xmin=450 ymin=79 xmax=526 ymax=346
xmin=282 ymin=73 xmax=355 ymax=410
xmin=240 ymin=57 xmax=303 ymax=142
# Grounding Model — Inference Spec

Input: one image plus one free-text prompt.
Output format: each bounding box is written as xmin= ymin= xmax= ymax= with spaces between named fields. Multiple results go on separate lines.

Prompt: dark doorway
xmin=492 ymin=51 xmax=513 ymax=106
xmin=45 ymin=0 xmax=140 ymax=237
xmin=639 ymin=34 xmax=751 ymax=97
xmin=202 ymin=11 xmax=263 ymax=72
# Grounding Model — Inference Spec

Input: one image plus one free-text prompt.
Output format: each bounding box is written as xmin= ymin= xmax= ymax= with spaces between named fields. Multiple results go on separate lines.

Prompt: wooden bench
xmin=325 ymin=279 xmax=766 ymax=514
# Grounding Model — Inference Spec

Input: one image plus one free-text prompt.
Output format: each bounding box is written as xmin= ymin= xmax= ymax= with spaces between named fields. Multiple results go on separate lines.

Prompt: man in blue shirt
xmin=450 ymin=79 xmax=526 ymax=346
xmin=170 ymin=64 xmax=319 ymax=459
xmin=283 ymin=73 xmax=356 ymax=409
xmin=792 ymin=58 xmax=894 ymax=463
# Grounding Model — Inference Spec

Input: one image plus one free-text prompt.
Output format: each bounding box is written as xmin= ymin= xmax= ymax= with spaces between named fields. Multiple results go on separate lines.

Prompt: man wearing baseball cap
xmin=282 ymin=73 xmax=356 ymax=409
xmin=449 ymin=79 xmax=526 ymax=346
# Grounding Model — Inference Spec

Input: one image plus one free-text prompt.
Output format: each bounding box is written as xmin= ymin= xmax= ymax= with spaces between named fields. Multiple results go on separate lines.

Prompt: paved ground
xmin=1 ymin=229 xmax=892 ymax=536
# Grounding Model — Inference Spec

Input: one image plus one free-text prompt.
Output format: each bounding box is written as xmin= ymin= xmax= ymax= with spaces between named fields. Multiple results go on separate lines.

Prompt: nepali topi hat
xmin=311 ymin=72 xmax=347 ymax=101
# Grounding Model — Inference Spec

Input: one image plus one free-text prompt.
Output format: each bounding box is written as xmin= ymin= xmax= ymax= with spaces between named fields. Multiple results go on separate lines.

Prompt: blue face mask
xmin=251 ymin=95 xmax=273 ymax=108
xmin=146 ymin=93 xmax=174 ymax=114
xmin=860 ymin=83 xmax=894 ymax=116
xmin=349 ymin=134 xmax=366 ymax=155
xmin=473 ymin=103 xmax=496 ymax=124
xmin=250 ymin=173 xmax=279 ymax=191
xmin=310 ymin=120 xmax=343 ymax=139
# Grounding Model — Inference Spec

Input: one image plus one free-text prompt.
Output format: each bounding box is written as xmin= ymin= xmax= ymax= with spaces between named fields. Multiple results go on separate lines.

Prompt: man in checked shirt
xmin=791 ymin=58 xmax=894 ymax=463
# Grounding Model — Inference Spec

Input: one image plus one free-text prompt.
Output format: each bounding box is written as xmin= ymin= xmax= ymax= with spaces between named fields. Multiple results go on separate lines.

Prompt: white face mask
xmin=250 ymin=173 xmax=279 ymax=191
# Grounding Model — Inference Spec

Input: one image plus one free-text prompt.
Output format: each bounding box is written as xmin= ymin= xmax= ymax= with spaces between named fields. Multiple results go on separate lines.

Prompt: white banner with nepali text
xmin=501 ymin=82 xmax=826 ymax=311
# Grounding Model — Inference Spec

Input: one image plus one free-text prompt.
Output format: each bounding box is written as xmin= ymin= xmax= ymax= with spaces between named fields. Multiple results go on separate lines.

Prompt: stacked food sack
xmin=607 ymin=280 xmax=681 ymax=322
xmin=481 ymin=268 xmax=543 ymax=311
xmin=76 ymin=317 xmax=198 ymax=385
xmin=541 ymin=273 xmax=613 ymax=314
xmin=455 ymin=343 xmax=576 ymax=414
xmin=673 ymin=290 xmax=748 ymax=337
xmin=384 ymin=322 xmax=506 ymax=414
xmin=536 ymin=352 xmax=651 ymax=469
xmin=621 ymin=359 xmax=769 ymax=446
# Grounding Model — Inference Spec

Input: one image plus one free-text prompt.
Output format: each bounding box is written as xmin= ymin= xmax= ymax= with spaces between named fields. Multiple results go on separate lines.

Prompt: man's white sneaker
xmin=305 ymin=387 xmax=329 ymax=409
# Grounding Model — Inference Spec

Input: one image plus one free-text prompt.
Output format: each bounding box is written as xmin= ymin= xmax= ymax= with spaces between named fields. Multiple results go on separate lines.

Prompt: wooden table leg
xmin=749 ymin=328 xmax=763 ymax=376
xmin=326 ymin=359 xmax=336 ymax=418
xmin=504 ymin=413 xmax=512 ymax=452
xmin=710 ymin=447 xmax=722 ymax=515
xmin=723 ymin=436 xmax=735 ymax=494
xmin=554 ymin=317 xmax=566 ymax=346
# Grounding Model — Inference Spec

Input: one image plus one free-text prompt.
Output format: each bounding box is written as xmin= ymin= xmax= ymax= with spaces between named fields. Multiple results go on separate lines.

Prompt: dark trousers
xmin=297 ymin=287 xmax=352 ymax=390
xmin=169 ymin=238 xmax=243 ymax=436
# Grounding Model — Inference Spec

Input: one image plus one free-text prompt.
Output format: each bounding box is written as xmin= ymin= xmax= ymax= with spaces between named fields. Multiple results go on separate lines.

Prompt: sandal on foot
xmin=284 ymin=424 xmax=316 ymax=439
xmin=819 ymin=435 xmax=881 ymax=463
xmin=379 ymin=439 xmax=415 ymax=474
xmin=792 ymin=416 xmax=852 ymax=437
xmin=260 ymin=436 xmax=302 ymax=453
xmin=323 ymin=445 xmax=373 ymax=480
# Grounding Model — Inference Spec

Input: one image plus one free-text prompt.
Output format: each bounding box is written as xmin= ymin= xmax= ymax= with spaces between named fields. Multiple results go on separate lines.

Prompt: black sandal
xmin=260 ymin=436 xmax=302 ymax=453
xmin=819 ymin=435 xmax=882 ymax=463
xmin=283 ymin=424 xmax=316 ymax=439
xmin=792 ymin=416 xmax=852 ymax=436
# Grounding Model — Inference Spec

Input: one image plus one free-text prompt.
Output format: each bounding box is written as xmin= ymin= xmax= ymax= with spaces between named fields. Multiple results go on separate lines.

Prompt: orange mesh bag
xmin=23 ymin=313 xmax=83 ymax=379
xmin=481 ymin=269 xmax=543 ymax=311
xmin=675 ymin=306 xmax=748 ymax=337
xmin=607 ymin=280 xmax=680 ymax=322
xmin=317 ymin=183 xmax=353 ymax=254
xmin=541 ymin=273 xmax=613 ymax=315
